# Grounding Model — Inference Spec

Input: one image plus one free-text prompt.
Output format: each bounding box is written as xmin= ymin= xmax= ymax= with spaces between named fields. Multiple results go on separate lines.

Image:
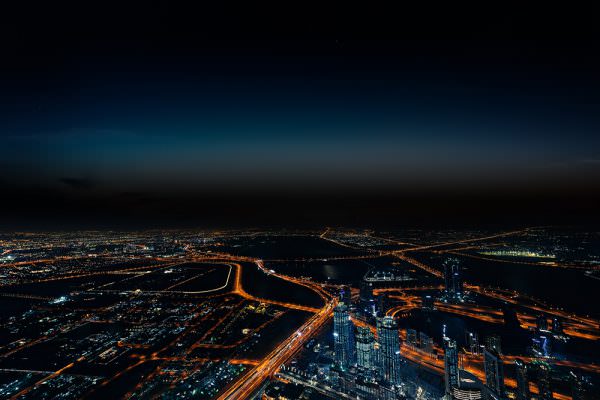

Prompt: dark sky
xmin=1 ymin=4 xmax=599 ymax=229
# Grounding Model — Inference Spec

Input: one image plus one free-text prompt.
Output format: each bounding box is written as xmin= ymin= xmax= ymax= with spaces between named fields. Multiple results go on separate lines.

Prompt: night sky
xmin=1 ymin=5 xmax=599 ymax=228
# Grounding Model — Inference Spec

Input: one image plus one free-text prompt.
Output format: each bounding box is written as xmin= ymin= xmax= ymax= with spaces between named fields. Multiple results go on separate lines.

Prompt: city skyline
xmin=0 ymin=4 xmax=599 ymax=400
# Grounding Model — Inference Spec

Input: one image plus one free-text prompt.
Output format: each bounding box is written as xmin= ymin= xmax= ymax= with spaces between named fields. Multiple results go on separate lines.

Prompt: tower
xmin=443 ymin=258 xmax=463 ymax=301
xmin=333 ymin=302 xmax=356 ymax=368
xmin=377 ymin=316 xmax=402 ymax=386
xmin=483 ymin=348 xmax=505 ymax=400
xmin=443 ymin=336 xmax=459 ymax=398
xmin=360 ymin=279 xmax=376 ymax=315
xmin=454 ymin=370 xmax=484 ymax=400
xmin=377 ymin=293 xmax=389 ymax=316
xmin=515 ymin=359 xmax=530 ymax=400
xmin=356 ymin=326 xmax=376 ymax=371
xmin=552 ymin=318 xmax=564 ymax=336
xmin=570 ymin=371 xmax=585 ymax=400
xmin=536 ymin=315 xmax=549 ymax=331
xmin=485 ymin=335 xmax=502 ymax=355
xmin=467 ymin=331 xmax=481 ymax=355
xmin=537 ymin=363 xmax=552 ymax=400
xmin=406 ymin=328 xmax=418 ymax=347
xmin=339 ymin=286 xmax=352 ymax=306
xmin=420 ymin=332 xmax=434 ymax=354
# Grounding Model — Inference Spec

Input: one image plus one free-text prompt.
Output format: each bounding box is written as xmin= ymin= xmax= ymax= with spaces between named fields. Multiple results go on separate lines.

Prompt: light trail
xmin=216 ymin=300 xmax=335 ymax=400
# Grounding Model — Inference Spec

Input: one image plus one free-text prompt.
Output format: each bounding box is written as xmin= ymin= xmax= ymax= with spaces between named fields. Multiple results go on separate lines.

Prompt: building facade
xmin=377 ymin=316 xmax=402 ymax=386
xmin=333 ymin=302 xmax=356 ymax=368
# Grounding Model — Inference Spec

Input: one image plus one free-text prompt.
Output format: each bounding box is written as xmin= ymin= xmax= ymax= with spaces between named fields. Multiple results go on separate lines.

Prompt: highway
xmin=217 ymin=299 xmax=335 ymax=400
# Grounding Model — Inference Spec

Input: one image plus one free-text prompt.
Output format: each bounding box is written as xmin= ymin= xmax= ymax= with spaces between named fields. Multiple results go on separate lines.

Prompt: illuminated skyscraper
xmin=406 ymin=328 xmax=418 ymax=347
xmin=422 ymin=294 xmax=435 ymax=310
xmin=532 ymin=332 xmax=552 ymax=358
xmin=453 ymin=370 xmax=484 ymax=400
xmin=467 ymin=331 xmax=481 ymax=355
xmin=537 ymin=363 xmax=553 ymax=400
xmin=340 ymin=286 xmax=352 ymax=306
xmin=356 ymin=326 xmax=376 ymax=371
xmin=570 ymin=371 xmax=585 ymax=400
xmin=377 ymin=293 xmax=389 ymax=316
xmin=443 ymin=336 xmax=460 ymax=398
xmin=485 ymin=335 xmax=502 ymax=355
xmin=483 ymin=348 xmax=505 ymax=400
xmin=443 ymin=258 xmax=463 ymax=301
xmin=333 ymin=303 xmax=356 ymax=368
xmin=360 ymin=280 xmax=376 ymax=315
xmin=536 ymin=315 xmax=549 ymax=331
xmin=552 ymin=318 xmax=564 ymax=336
xmin=515 ymin=359 xmax=530 ymax=400
xmin=420 ymin=332 xmax=434 ymax=354
xmin=377 ymin=316 xmax=402 ymax=386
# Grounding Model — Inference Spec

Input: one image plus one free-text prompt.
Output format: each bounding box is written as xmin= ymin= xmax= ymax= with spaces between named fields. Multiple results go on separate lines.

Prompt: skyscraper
xmin=360 ymin=280 xmax=376 ymax=315
xmin=570 ymin=371 xmax=585 ymax=400
xmin=483 ymin=348 xmax=505 ymax=400
xmin=356 ymin=326 xmax=376 ymax=371
xmin=339 ymin=286 xmax=352 ymax=306
xmin=552 ymin=318 xmax=564 ymax=336
xmin=422 ymin=294 xmax=435 ymax=311
xmin=532 ymin=332 xmax=552 ymax=358
xmin=453 ymin=370 xmax=484 ymax=400
xmin=443 ymin=336 xmax=460 ymax=398
xmin=515 ymin=359 xmax=530 ymax=400
xmin=377 ymin=316 xmax=402 ymax=386
xmin=443 ymin=258 xmax=463 ymax=301
xmin=406 ymin=328 xmax=418 ymax=347
xmin=536 ymin=315 xmax=549 ymax=331
xmin=420 ymin=332 xmax=434 ymax=354
xmin=537 ymin=363 xmax=553 ymax=400
xmin=485 ymin=335 xmax=502 ymax=355
xmin=333 ymin=303 xmax=356 ymax=368
xmin=377 ymin=293 xmax=389 ymax=317
xmin=467 ymin=331 xmax=481 ymax=355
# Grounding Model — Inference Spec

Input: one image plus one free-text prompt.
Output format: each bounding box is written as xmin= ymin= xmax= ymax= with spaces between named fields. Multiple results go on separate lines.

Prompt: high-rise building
xmin=515 ymin=359 xmax=530 ymax=400
xmin=340 ymin=286 xmax=352 ymax=306
xmin=443 ymin=336 xmax=460 ymax=397
xmin=443 ymin=258 xmax=463 ymax=301
xmin=552 ymin=318 xmax=564 ymax=336
xmin=536 ymin=315 xmax=549 ymax=331
xmin=377 ymin=316 xmax=402 ymax=386
xmin=483 ymin=348 xmax=505 ymax=400
xmin=360 ymin=280 xmax=376 ymax=315
xmin=420 ymin=332 xmax=434 ymax=354
xmin=537 ymin=363 xmax=553 ymax=400
xmin=453 ymin=370 xmax=484 ymax=400
xmin=485 ymin=335 xmax=502 ymax=355
xmin=422 ymin=294 xmax=435 ymax=311
xmin=406 ymin=328 xmax=418 ymax=347
xmin=570 ymin=371 xmax=585 ymax=400
xmin=377 ymin=293 xmax=389 ymax=316
xmin=333 ymin=303 xmax=356 ymax=368
xmin=532 ymin=332 xmax=552 ymax=358
xmin=467 ymin=332 xmax=481 ymax=355
xmin=356 ymin=326 xmax=376 ymax=371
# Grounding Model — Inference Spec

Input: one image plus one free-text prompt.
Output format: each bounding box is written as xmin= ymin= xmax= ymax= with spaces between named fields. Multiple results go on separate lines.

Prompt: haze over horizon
xmin=1 ymin=5 xmax=599 ymax=228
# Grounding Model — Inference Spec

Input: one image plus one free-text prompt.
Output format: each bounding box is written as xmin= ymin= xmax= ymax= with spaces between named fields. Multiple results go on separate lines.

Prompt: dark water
xmin=265 ymin=258 xmax=374 ymax=285
xmin=241 ymin=261 xmax=324 ymax=308
xmin=266 ymin=255 xmax=438 ymax=287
